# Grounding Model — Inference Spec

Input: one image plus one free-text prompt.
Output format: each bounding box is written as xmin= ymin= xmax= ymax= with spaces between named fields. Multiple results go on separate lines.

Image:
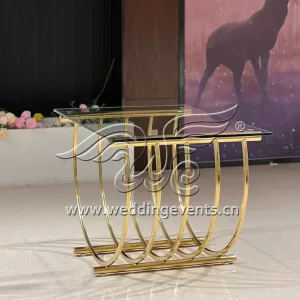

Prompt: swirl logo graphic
xmin=56 ymin=105 xmax=241 ymax=196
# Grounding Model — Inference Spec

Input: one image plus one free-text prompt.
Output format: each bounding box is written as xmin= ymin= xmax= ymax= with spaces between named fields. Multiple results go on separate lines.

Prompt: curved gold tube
xmin=159 ymin=140 xmax=221 ymax=259
xmin=170 ymin=139 xmax=249 ymax=257
xmin=97 ymin=117 xmax=170 ymax=264
xmin=142 ymin=140 xmax=220 ymax=261
xmin=110 ymin=117 xmax=168 ymax=263
xmin=113 ymin=116 xmax=191 ymax=263
xmin=172 ymin=140 xmax=200 ymax=247
xmin=76 ymin=116 xmax=179 ymax=265
xmin=178 ymin=140 xmax=221 ymax=258
xmin=147 ymin=143 xmax=192 ymax=261
xmin=140 ymin=115 xmax=206 ymax=259
xmin=101 ymin=117 xmax=165 ymax=264
xmin=138 ymin=117 xmax=196 ymax=259
xmin=73 ymin=123 xmax=134 ymax=266
xmin=204 ymin=139 xmax=249 ymax=256
xmin=97 ymin=119 xmax=118 ymax=246
xmin=147 ymin=144 xmax=171 ymax=245
xmin=123 ymin=118 xmax=157 ymax=260
xmin=94 ymin=117 xmax=160 ymax=264
xmin=170 ymin=138 xmax=248 ymax=256
xmin=121 ymin=136 xmax=192 ymax=262
xmin=142 ymin=117 xmax=203 ymax=259
xmin=164 ymin=143 xmax=193 ymax=257
xmin=147 ymin=117 xmax=172 ymax=246
xmin=73 ymin=123 xmax=107 ymax=265
xmin=118 ymin=143 xmax=165 ymax=264
xmin=96 ymin=119 xmax=136 ymax=263
xmin=171 ymin=115 xmax=200 ymax=245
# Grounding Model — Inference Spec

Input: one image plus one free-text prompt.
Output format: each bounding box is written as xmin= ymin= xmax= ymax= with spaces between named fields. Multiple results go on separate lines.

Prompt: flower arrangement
xmin=0 ymin=111 xmax=15 ymax=136
xmin=52 ymin=104 xmax=103 ymax=127
xmin=0 ymin=109 xmax=44 ymax=133
xmin=53 ymin=59 xmax=116 ymax=127
xmin=1 ymin=58 xmax=116 ymax=133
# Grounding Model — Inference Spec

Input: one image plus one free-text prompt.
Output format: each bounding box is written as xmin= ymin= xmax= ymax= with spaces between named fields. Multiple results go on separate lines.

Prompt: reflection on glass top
xmin=54 ymin=105 xmax=272 ymax=141
xmin=54 ymin=105 xmax=188 ymax=116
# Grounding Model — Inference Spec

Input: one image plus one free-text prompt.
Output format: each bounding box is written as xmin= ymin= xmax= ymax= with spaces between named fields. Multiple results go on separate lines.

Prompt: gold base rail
xmin=74 ymin=237 xmax=205 ymax=256
xmin=94 ymin=254 xmax=237 ymax=276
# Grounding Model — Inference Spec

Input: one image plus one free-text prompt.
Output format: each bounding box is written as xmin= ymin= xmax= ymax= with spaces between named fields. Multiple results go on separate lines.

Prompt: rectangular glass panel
xmin=54 ymin=105 xmax=272 ymax=142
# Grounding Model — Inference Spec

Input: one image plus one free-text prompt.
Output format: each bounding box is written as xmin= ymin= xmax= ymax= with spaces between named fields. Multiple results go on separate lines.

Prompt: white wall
xmin=0 ymin=124 xmax=134 ymax=187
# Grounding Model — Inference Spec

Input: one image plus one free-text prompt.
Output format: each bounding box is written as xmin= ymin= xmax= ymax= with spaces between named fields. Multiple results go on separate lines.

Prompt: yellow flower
xmin=6 ymin=112 xmax=16 ymax=124
xmin=33 ymin=113 xmax=43 ymax=122
xmin=0 ymin=128 xmax=8 ymax=137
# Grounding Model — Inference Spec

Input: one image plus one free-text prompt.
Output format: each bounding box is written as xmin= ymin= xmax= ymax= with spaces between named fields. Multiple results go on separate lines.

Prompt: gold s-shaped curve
xmin=204 ymin=139 xmax=249 ymax=255
xmin=119 ymin=116 xmax=192 ymax=261
xmin=170 ymin=138 xmax=249 ymax=256
xmin=73 ymin=122 xmax=135 ymax=266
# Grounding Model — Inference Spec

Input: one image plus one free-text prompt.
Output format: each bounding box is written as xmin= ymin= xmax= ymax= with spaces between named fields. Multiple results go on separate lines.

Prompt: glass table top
xmin=54 ymin=105 xmax=272 ymax=142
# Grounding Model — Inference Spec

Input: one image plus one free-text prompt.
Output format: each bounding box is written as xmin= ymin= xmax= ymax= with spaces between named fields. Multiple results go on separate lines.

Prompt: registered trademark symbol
xmin=235 ymin=121 xmax=246 ymax=132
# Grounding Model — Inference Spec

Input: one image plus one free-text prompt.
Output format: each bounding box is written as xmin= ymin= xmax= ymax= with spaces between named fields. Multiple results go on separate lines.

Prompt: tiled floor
xmin=1 ymin=163 xmax=300 ymax=299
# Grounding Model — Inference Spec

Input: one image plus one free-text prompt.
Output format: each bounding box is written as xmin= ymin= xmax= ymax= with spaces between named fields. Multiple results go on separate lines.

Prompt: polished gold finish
xmin=107 ymin=135 xmax=261 ymax=147
xmin=94 ymin=255 xmax=237 ymax=276
xmin=74 ymin=237 xmax=205 ymax=256
xmin=67 ymin=108 xmax=263 ymax=276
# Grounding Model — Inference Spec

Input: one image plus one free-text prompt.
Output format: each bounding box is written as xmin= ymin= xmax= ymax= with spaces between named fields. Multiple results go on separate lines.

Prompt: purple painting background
xmin=185 ymin=0 xmax=300 ymax=162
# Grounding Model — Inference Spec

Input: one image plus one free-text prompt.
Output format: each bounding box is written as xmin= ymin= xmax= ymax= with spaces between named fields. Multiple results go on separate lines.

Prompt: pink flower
xmin=26 ymin=118 xmax=37 ymax=129
xmin=21 ymin=110 xmax=31 ymax=120
xmin=15 ymin=118 xmax=25 ymax=129
xmin=8 ymin=122 xmax=16 ymax=129
xmin=0 ymin=115 xmax=8 ymax=126
xmin=79 ymin=104 xmax=89 ymax=113
xmin=36 ymin=122 xmax=43 ymax=128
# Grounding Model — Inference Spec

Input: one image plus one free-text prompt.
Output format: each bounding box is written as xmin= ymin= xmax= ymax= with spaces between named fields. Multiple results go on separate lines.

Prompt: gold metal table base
xmin=67 ymin=109 xmax=261 ymax=277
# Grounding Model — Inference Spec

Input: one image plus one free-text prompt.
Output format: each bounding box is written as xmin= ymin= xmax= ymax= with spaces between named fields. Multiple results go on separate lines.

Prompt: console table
xmin=54 ymin=105 xmax=271 ymax=276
